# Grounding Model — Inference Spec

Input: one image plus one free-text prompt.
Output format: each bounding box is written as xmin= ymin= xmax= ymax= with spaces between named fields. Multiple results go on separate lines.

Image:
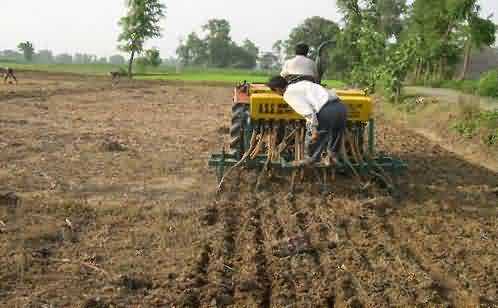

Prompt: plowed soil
xmin=0 ymin=71 xmax=497 ymax=307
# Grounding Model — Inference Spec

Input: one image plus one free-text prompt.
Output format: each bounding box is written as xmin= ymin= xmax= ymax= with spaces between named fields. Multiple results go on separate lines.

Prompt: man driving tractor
xmin=280 ymin=43 xmax=318 ymax=83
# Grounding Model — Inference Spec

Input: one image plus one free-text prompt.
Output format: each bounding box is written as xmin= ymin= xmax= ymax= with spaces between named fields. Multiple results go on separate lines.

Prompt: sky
xmin=1 ymin=0 xmax=497 ymax=58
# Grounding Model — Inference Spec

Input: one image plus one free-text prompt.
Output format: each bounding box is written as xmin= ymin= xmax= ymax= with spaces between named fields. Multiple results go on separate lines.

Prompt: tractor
xmin=209 ymin=43 xmax=406 ymax=192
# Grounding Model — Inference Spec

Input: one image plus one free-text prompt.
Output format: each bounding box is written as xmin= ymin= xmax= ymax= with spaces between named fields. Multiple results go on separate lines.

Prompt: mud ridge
xmin=177 ymin=243 xmax=212 ymax=307
xmin=304 ymin=199 xmax=344 ymax=306
xmin=214 ymin=200 xmax=240 ymax=307
xmin=384 ymin=214 xmax=482 ymax=307
xmin=353 ymin=206 xmax=457 ymax=306
xmin=258 ymin=194 xmax=297 ymax=307
xmin=250 ymin=197 xmax=272 ymax=308
xmin=331 ymin=215 xmax=371 ymax=307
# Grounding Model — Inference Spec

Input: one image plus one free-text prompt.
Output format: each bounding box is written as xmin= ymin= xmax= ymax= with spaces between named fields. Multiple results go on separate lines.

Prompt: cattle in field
xmin=109 ymin=71 xmax=124 ymax=87
xmin=2 ymin=67 xmax=18 ymax=84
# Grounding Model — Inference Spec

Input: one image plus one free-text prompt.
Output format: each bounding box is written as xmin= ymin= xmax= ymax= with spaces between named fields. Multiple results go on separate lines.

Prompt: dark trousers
xmin=308 ymin=99 xmax=347 ymax=162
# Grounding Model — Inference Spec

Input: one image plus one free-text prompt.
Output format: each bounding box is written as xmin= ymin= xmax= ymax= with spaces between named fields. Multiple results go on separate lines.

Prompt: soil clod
xmin=273 ymin=234 xmax=314 ymax=258
xmin=116 ymin=274 xmax=153 ymax=291
xmin=81 ymin=297 xmax=113 ymax=308
xmin=101 ymin=138 xmax=127 ymax=152
xmin=0 ymin=191 xmax=20 ymax=208
xmin=201 ymin=206 xmax=218 ymax=226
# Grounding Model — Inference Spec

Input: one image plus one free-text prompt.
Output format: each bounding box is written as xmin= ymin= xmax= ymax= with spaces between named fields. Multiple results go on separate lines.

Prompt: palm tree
xmin=17 ymin=41 xmax=35 ymax=62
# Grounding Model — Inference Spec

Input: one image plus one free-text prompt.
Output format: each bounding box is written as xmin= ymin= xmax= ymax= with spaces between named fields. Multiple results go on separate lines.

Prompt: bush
xmin=483 ymin=129 xmax=498 ymax=146
xmin=427 ymin=79 xmax=443 ymax=88
xmin=452 ymin=110 xmax=498 ymax=146
xmin=439 ymin=80 xmax=457 ymax=88
xmin=453 ymin=119 xmax=480 ymax=138
xmin=415 ymin=78 xmax=479 ymax=95
xmin=460 ymin=80 xmax=478 ymax=94
xmin=478 ymin=70 xmax=498 ymax=98
xmin=433 ymin=79 xmax=478 ymax=94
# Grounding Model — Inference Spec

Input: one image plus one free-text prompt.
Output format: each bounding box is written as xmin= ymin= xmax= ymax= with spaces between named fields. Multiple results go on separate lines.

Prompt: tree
xmin=242 ymin=39 xmax=259 ymax=58
xmin=328 ymin=0 xmax=495 ymax=98
xmin=135 ymin=57 xmax=149 ymax=73
xmin=162 ymin=57 xmax=178 ymax=67
xmin=232 ymin=39 xmax=259 ymax=69
xmin=349 ymin=24 xmax=388 ymax=88
xmin=397 ymin=0 xmax=493 ymax=83
xmin=74 ymin=53 xmax=96 ymax=64
xmin=380 ymin=38 xmax=420 ymax=101
xmin=176 ymin=32 xmax=208 ymax=66
xmin=203 ymin=19 xmax=232 ymax=67
xmin=230 ymin=43 xmax=258 ymax=69
xmin=336 ymin=0 xmax=406 ymax=38
xmin=35 ymin=50 xmax=54 ymax=64
xmin=284 ymin=16 xmax=345 ymax=77
xmin=0 ymin=50 xmax=23 ymax=61
xmin=135 ymin=48 xmax=162 ymax=73
xmin=272 ymin=40 xmax=285 ymax=65
xmin=176 ymin=19 xmax=260 ymax=69
xmin=145 ymin=48 xmax=162 ymax=67
xmin=118 ymin=0 xmax=166 ymax=78
xmin=97 ymin=57 xmax=108 ymax=64
xmin=203 ymin=19 xmax=231 ymax=40
xmin=285 ymin=16 xmax=341 ymax=58
xmin=55 ymin=53 xmax=73 ymax=64
xmin=176 ymin=39 xmax=192 ymax=66
xmin=109 ymin=54 xmax=126 ymax=65
xmin=137 ymin=48 xmax=162 ymax=68
xmin=259 ymin=52 xmax=279 ymax=70
xmin=458 ymin=6 xmax=496 ymax=80
xmin=334 ymin=0 xmax=409 ymax=80
xmin=335 ymin=0 xmax=363 ymax=69
xmin=17 ymin=41 xmax=35 ymax=62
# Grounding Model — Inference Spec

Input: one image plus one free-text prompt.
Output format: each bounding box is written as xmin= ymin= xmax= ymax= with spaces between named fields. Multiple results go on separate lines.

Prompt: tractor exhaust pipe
xmin=316 ymin=40 xmax=335 ymax=84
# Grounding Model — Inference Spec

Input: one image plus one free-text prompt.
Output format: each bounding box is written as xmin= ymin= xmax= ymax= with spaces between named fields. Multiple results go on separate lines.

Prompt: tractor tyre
xmin=230 ymin=103 xmax=249 ymax=156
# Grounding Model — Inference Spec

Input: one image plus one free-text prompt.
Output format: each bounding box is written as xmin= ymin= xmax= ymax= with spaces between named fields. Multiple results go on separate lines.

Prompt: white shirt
xmin=280 ymin=55 xmax=318 ymax=80
xmin=284 ymin=81 xmax=338 ymax=128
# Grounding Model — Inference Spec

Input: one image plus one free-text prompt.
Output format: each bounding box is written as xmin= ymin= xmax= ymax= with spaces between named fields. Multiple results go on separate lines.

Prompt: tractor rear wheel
xmin=230 ymin=103 xmax=249 ymax=156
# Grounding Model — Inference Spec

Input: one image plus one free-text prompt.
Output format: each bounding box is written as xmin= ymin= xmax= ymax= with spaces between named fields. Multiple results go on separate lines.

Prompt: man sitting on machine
xmin=280 ymin=43 xmax=318 ymax=84
xmin=267 ymin=75 xmax=347 ymax=166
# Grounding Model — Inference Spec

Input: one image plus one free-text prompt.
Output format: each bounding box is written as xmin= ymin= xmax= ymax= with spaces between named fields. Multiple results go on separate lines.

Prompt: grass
xmin=415 ymin=79 xmax=479 ymax=95
xmin=452 ymin=107 xmax=498 ymax=146
xmin=0 ymin=61 xmax=345 ymax=88
xmin=0 ymin=62 xmax=122 ymax=75
xmin=136 ymin=71 xmax=345 ymax=87
xmin=414 ymin=74 xmax=498 ymax=99
xmin=136 ymin=71 xmax=273 ymax=83
xmin=389 ymin=93 xmax=498 ymax=148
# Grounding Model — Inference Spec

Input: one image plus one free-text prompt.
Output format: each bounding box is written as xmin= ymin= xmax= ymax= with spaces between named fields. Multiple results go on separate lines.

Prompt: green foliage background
xmin=478 ymin=70 xmax=498 ymax=98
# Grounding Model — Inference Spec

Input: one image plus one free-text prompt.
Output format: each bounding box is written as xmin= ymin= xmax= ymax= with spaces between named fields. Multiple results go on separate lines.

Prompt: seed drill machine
xmin=209 ymin=42 xmax=406 ymax=192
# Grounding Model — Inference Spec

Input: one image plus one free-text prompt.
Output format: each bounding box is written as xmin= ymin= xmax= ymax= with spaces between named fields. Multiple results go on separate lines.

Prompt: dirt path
xmin=0 ymin=72 xmax=497 ymax=307
xmin=405 ymin=86 xmax=498 ymax=111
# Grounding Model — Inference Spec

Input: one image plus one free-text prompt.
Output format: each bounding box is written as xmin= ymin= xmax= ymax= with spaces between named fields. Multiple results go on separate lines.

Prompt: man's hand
xmin=311 ymin=129 xmax=320 ymax=143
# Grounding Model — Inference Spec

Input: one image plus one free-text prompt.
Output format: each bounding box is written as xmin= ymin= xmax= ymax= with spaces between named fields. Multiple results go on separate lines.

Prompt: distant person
xmin=280 ymin=43 xmax=318 ymax=83
xmin=109 ymin=71 xmax=122 ymax=87
xmin=267 ymin=75 xmax=347 ymax=166
xmin=3 ymin=68 xmax=18 ymax=85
